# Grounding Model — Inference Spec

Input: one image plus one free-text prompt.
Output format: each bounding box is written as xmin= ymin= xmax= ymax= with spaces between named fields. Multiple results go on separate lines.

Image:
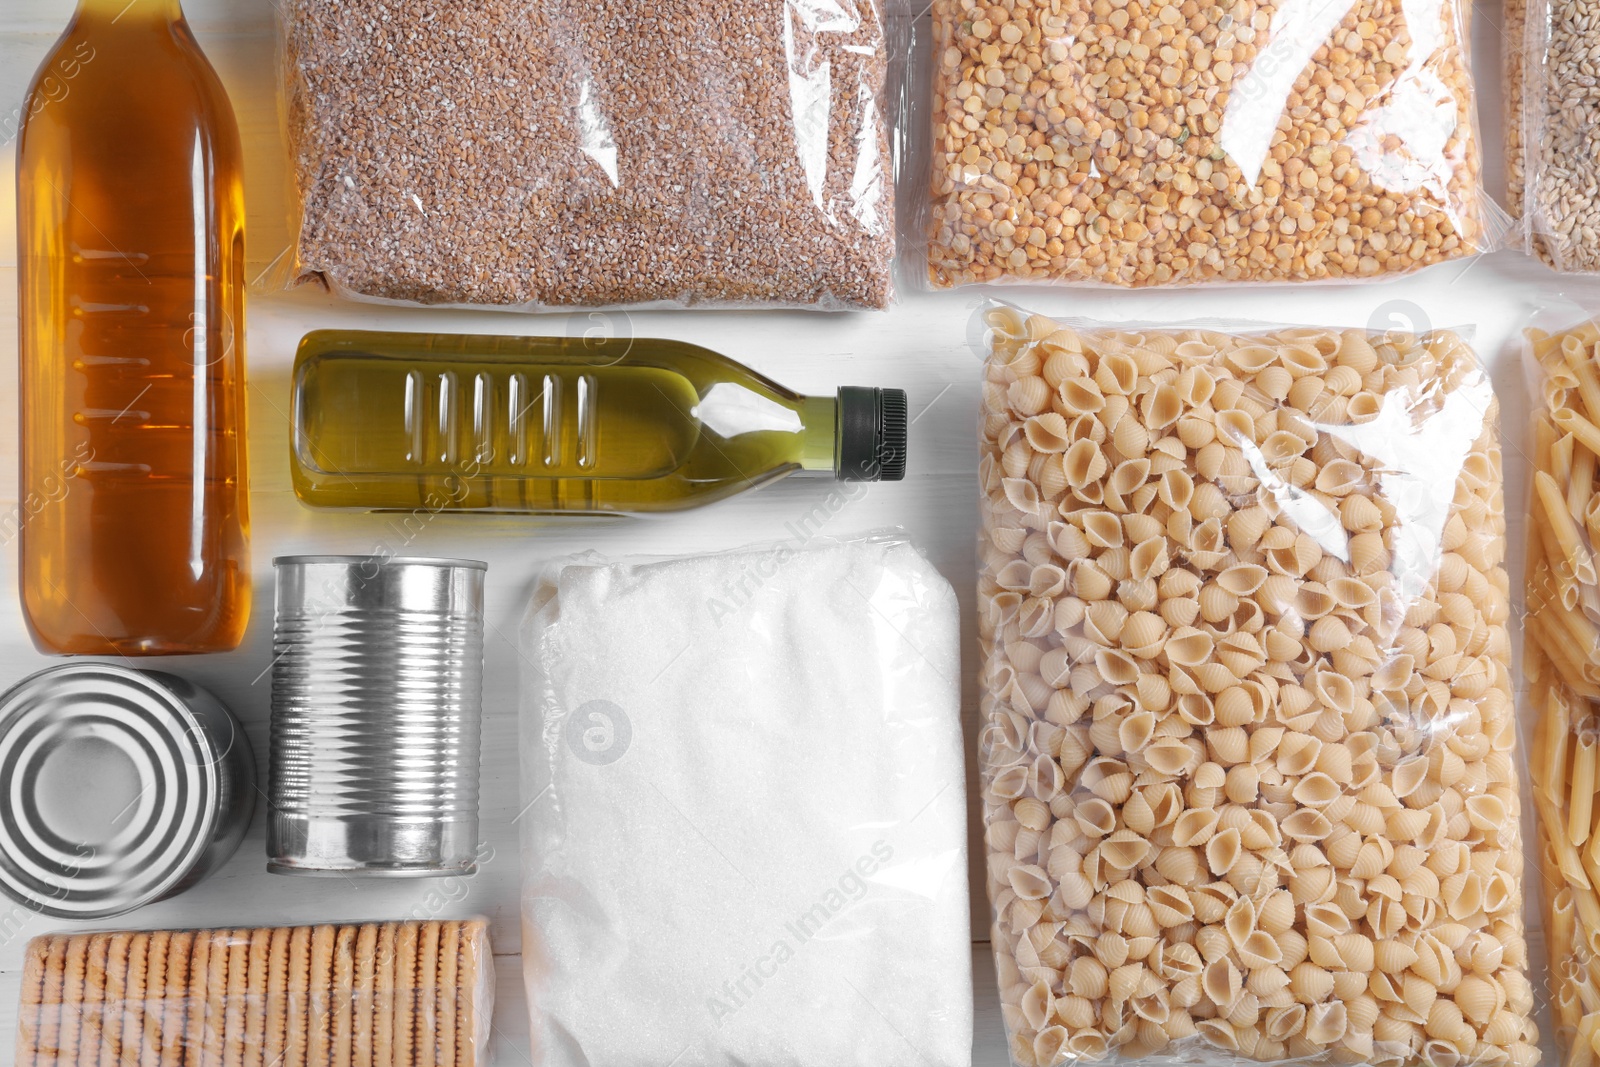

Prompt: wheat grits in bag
xmin=925 ymin=0 xmax=1489 ymax=287
xmin=279 ymin=0 xmax=897 ymax=309
xmin=976 ymin=306 xmax=1535 ymax=1066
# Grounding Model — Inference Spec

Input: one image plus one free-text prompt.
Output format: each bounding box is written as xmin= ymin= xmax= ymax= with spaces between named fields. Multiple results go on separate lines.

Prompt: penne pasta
xmin=1526 ymin=318 xmax=1600 ymax=1067
xmin=1538 ymin=789 xmax=1594 ymax=891
xmin=1566 ymin=338 xmax=1600 ymax=423
xmin=1556 ymin=407 xmax=1600 ymax=461
xmin=1556 ymin=433 xmax=1579 ymax=493
xmin=1573 ymin=1014 xmax=1600 ymax=1067
xmin=1559 ymin=609 xmax=1600 ymax=673
xmin=1530 ymin=615 xmax=1600 ymax=699
xmin=1540 ymin=470 xmax=1599 ymax=586
xmin=1583 ymin=743 xmax=1600 ymax=849
xmin=1575 ymin=447 xmax=1597 ymax=521
xmin=1557 ymin=889 xmax=1581 ymax=963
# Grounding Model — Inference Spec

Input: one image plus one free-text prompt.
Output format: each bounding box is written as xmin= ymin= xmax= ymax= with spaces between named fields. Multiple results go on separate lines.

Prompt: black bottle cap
xmin=837 ymin=387 xmax=908 ymax=482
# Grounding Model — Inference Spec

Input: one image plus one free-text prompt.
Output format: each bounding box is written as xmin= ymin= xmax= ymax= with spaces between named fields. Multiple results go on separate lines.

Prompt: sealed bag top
xmin=975 ymin=307 xmax=1535 ymax=1067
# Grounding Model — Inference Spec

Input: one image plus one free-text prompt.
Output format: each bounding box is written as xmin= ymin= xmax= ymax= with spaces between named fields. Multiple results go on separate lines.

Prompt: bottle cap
xmin=836 ymin=387 xmax=908 ymax=482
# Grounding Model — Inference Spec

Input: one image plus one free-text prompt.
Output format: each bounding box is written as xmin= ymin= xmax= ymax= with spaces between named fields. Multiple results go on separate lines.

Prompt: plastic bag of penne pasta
xmin=14 ymin=920 xmax=493 ymax=1066
xmin=1523 ymin=313 xmax=1600 ymax=1067
xmin=977 ymin=303 xmax=1537 ymax=1067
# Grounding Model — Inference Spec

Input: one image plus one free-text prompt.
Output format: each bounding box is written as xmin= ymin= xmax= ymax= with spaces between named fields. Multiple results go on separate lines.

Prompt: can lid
xmin=273 ymin=554 xmax=488 ymax=570
xmin=836 ymin=387 xmax=909 ymax=482
xmin=0 ymin=664 xmax=221 ymax=919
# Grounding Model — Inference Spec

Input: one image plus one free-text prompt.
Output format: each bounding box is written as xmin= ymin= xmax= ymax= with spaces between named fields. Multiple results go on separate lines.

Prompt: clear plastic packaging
xmin=1522 ymin=314 xmax=1600 ymax=1064
xmin=1507 ymin=0 xmax=1600 ymax=271
xmin=272 ymin=0 xmax=901 ymax=311
xmin=976 ymin=304 xmax=1536 ymax=1066
xmin=920 ymin=0 xmax=1494 ymax=288
xmin=519 ymin=534 xmax=972 ymax=1067
xmin=15 ymin=921 xmax=493 ymax=1066
xmin=1504 ymin=0 xmax=1528 ymax=231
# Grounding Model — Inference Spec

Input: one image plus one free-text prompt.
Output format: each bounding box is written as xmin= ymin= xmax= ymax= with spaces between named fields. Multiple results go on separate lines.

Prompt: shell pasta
xmin=1526 ymin=319 xmax=1600 ymax=1067
xmin=978 ymin=307 xmax=1535 ymax=1066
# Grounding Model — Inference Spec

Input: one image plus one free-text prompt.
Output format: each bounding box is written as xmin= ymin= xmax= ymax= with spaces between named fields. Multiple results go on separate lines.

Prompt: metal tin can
xmin=269 ymin=555 xmax=485 ymax=877
xmin=0 ymin=664 xmax=255 ymax=919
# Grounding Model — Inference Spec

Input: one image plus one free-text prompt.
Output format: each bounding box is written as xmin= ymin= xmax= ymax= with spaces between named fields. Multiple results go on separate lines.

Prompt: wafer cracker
xmin=372 ymin=924 xmax=396 ymax=1067
xmin=221 ymin=930 xmax=250 ymax=1067
xmin=137 ymin=930 xmax=171 ymax=1067
xmin=36 ymin=936 xmax=68 ymax=1064
xmin=201 ymin=929 xmax=231 ymax=1066
xmin=351 ymin=925 xmax=377 ymax=1067
xmin=102 ymin=932 xmax=133 ymax=1067
xmin=158 ymin=931 xmax=192 ymax=1067
xmin=394 ymin=923 xmax=420 ymax=1067
xmin=59 ymin=934 xmax=91 ymax=1066
xmin=122 ymin=934 xmax=153 ymax=1067
xmin=241 ymin=928 xmax=269 ymax=1067
xmin=263 ymin=927 xmax=290 ymax=1067
xmin=77 ymin=934 xmax=112 ymax=1066
xmin=457 ymin=923 xmax=491 ymax=1067
xmin=308 ymin=925 xmax=336 ymax=1066
xmin=18 ymin=935 xmax=53 ymax=1067
xmin=413 ymin=922 xmax=440 ymax=1067
xmin=432 ymin=923 xmax=460 ymax=1067
xmin=284 ymin=925 xmax=311 ymax=1067
xmin=331 ymin=927 xmax=356 ymax=1067
xmin=181 ymin=930 xmax=210 ymax=1066
xmin=54 ymin=934 xmax=89 ymax=1066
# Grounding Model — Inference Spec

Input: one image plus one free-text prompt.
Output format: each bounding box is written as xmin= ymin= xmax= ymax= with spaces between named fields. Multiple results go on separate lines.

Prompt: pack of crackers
xmin=15 ymin=920 xmax=492 ymax=1066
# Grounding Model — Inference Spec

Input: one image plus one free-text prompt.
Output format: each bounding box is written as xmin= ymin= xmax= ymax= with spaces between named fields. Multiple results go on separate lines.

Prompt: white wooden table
xmin=0 ymin=0 xmax=1569 ymax=1062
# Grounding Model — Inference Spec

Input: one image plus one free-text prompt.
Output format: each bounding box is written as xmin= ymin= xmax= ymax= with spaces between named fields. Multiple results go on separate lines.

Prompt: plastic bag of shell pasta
xmin=975 ymin=303 xmax=1535 ymax=1067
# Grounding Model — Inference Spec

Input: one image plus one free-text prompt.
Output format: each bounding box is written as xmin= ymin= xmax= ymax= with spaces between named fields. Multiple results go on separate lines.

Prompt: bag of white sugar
xmin=519 ymin=534 xmax=972 ymax=1067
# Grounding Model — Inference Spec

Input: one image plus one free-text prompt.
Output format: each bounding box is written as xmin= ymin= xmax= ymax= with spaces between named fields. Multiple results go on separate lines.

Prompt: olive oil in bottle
xmin=290 ymin=331 xmax=907 ymax=513
xmin=17 ymin=0 xmax=250 ymax=654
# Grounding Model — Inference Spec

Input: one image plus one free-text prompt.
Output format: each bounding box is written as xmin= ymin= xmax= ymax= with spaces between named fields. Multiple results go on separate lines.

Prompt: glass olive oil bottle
xmin=16 ymin=0 xmax=249 ymax=655
xmin=291 ymin=331 xmax=907 ymax=513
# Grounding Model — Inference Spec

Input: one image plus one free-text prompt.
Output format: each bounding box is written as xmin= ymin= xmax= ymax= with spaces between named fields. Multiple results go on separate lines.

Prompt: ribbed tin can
xmin=0 ymin=664 xmax=255 ymax=919
xmin=269 ymin=555 xmax=485 ymax=877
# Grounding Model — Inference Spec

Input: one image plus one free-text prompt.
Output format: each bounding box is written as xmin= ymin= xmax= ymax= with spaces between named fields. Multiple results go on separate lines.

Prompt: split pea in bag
xmin=921 ymin=0 xmax=1494 ymax=288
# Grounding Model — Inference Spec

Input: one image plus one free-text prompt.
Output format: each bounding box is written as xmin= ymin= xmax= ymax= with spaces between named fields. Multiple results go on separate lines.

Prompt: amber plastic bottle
xmin=291 ymin=330 xmax=908 ymax=513
xmin=16 ymin=0 xmax=250 ymax=654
